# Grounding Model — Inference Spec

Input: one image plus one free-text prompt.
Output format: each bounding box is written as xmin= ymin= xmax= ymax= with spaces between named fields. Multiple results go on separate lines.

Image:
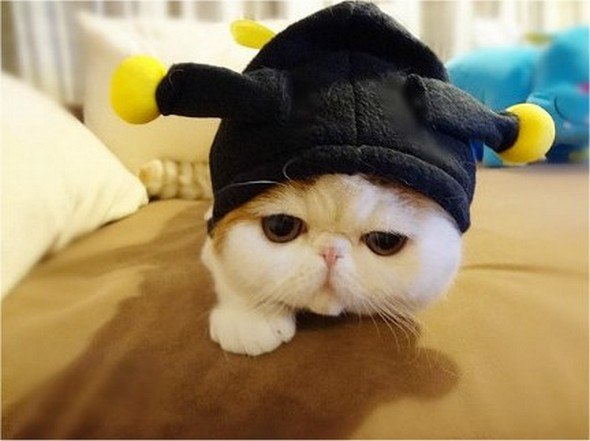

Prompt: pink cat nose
xmin=321 ymin=247 xmax=341 ymax=268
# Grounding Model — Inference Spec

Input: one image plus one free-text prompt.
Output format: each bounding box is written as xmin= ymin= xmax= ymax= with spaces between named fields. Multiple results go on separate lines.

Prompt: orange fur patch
xmin=210 ymin=174 xmax=438 ymax=253
xmin=211 ymin=179 xmax=316 ymax=253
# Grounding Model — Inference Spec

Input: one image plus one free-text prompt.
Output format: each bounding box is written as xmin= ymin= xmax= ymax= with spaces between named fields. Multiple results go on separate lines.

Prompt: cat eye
xmin=262 ymin=215 xmax=305 ymax=243
xmin=363 ymin=231 xmax=407 ymax=256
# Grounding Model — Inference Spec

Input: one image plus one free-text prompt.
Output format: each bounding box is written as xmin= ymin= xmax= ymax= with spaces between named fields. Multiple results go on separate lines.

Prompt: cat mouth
xmin=307 ymin=285 xmax=344 ymax=316
xmin=308 ymin=301 xmax=343 ymax=316
xmin=322 ymin=277 xmax=335 ymax=290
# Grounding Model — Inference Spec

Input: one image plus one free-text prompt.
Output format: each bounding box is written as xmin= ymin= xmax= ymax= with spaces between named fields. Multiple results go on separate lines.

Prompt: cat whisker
xmin=377 ymin=296 xmax=418 ymax=327
xmin=361 ymin=295 xmax=403 ymax=351
xmin=376 ymin=295 xmax=428 ymax=364
xmin=248 ymin=293 xmax=289 ymax=316
xmin=336 ymin=275 xmax=412 ymax=344
xmin=356 ymin=297 xmax=383 ymax=337
xmin=364 ymin=290 xmax=419 ymax=344
xmin=376 ymin=305 xmax=413 ymax=348
xmin=376 ymin=292 xmax=416 ymax=318
xmin=378 ymin=306 xmax=420 ymax=345
xmin=243 ymin=286 xmax=288 ymax=316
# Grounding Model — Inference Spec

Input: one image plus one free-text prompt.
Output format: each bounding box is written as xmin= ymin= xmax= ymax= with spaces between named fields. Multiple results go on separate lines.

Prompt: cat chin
xmin=305 ymin=288 xmax=345 ymax=316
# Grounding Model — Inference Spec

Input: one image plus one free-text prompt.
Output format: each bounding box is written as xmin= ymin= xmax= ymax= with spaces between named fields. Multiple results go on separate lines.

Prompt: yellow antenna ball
xmin=499 ymin=103 xmax=556 ymax=164
xmin=230 ymin=19 xmax=276 ymax=49
xmin=110 ymin=55 xmax=167 ymax=124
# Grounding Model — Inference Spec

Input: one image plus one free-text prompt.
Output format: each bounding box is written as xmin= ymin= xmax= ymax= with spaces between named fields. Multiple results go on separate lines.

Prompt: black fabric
xmin=156 ymin=64 xmax=291 ymax=122
xmin=154 ymin=1 xmax=521 ymax=233
xmin=404 ymin=75 xmax=519 ymax=152
xmin=244 ymin=1 xmax=447 ymax=80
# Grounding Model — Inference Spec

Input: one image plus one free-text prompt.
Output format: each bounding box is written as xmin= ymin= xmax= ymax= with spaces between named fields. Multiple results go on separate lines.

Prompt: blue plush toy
xmin=448 ymin=26 xmax=589 ymax=166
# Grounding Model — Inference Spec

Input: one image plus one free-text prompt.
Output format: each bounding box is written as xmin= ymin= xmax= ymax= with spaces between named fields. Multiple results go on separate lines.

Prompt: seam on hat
xmin=239 ymin=143 xmax=470 ymax=209
xmin=309 ymin=143 xmax=469 ymax=198
xmin=214 ymin=144 xmax=471 ymax=231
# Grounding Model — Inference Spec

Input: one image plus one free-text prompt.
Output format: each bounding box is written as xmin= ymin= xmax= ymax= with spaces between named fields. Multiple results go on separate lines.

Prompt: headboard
xmin=2 ymin=0 xmax=588 ymax=106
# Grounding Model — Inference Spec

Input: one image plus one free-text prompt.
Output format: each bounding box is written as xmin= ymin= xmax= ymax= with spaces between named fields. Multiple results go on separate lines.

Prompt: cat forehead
xmin=252 ymin=175 xmax=425 ymax=229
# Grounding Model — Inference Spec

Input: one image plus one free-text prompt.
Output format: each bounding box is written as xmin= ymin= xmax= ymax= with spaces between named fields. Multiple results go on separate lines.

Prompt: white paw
xmin=209 ymin=307 xmax=296 ymax=356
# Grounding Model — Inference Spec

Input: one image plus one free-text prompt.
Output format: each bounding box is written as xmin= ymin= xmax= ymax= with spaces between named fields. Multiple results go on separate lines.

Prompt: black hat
xmin=111 ymin=1 xmax=554 ymax=233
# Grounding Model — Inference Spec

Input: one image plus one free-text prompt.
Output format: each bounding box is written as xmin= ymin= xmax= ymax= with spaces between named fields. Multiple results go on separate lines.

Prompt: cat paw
xmin=209 ymin=307 xmax=295 ymax=356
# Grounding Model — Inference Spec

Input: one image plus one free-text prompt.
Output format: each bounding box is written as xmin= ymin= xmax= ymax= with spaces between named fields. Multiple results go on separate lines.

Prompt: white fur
xmin=202 ymin=174 xmax=462 ymax=356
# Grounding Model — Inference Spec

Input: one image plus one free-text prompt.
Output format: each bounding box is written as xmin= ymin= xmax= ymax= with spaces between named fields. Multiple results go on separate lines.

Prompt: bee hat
xmin=111 ymin=1 xmax=555 ymax=233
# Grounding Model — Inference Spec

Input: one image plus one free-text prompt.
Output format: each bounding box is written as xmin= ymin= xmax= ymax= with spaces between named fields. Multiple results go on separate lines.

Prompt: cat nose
xmin=321 ymin=247 xmax=341 ymax=268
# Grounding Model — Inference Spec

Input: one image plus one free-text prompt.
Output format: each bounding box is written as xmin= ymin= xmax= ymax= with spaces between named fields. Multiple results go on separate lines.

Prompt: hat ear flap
xmin=111 ymin=56 xmax=291 ymax=125
xmin=405 ymin=74 xmax=555 ymax=163
xmin=156 ymin=63 xmax=291 ymax=122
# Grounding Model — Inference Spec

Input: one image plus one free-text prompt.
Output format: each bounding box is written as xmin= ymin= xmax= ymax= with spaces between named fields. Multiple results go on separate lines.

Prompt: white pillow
xmin=79 ymin=14 xmax=289 ymax=174
xmin=1 ymin=75 xmax=148 ymax=296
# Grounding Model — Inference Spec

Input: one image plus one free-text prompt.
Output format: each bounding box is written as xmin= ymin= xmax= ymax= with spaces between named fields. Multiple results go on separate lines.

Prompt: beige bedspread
xmin=2 ymin=165 xmax=588 ymax=438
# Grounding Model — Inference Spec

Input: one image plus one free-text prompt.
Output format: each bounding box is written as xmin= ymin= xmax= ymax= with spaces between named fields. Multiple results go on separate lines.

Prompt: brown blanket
xmin=2 ymin=165 xmax=588 ymax=438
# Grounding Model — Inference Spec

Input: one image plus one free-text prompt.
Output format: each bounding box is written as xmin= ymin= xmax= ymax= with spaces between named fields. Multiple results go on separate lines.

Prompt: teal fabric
xmin=448 ymin=26 xmax=589 ymax=165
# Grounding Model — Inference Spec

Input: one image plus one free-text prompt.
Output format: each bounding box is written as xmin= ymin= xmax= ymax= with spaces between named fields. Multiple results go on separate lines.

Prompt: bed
xmin=3 ymin=164 xmax=588 ymax=439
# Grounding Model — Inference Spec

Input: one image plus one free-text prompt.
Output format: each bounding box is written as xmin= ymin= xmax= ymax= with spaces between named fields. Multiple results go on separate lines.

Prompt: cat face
xmin=202 ymin=174 xmax=461 ymax=318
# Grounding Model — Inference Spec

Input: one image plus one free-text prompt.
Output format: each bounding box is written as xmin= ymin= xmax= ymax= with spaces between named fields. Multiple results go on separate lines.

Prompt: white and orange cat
xmin=201 ymin=174 xmax=461 ymax=356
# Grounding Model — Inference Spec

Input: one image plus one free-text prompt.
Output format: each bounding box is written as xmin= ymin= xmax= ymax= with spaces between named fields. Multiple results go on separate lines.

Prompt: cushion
xmin=2 ymin=165 xmax=588 ymax=438
xmin=79 ymin=13 xmax=288 ymax=174
xmin=0 ymin=75 xmax=147 ymax=296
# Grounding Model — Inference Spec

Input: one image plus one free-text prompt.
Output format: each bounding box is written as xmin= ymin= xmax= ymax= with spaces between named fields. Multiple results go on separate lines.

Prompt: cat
xmin=139 ymin=159 xmax=212 ymax=200
xmin=201 ymin=174 xmax=462 ymax=356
